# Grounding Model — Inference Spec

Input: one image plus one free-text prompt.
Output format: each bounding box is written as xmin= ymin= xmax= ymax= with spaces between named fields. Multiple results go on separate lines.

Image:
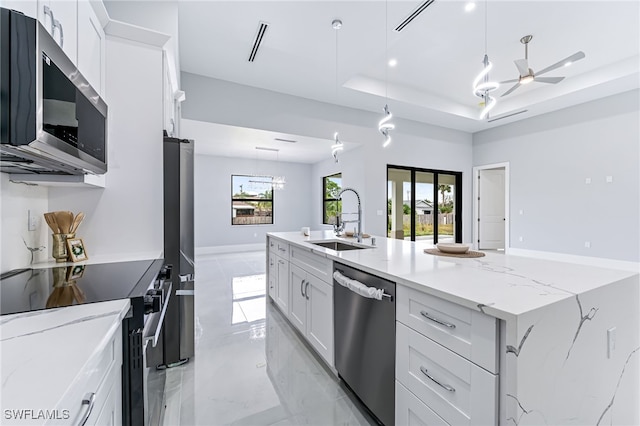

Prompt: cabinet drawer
xmin=55 ymin=324 xmax=123 ymax=425
xmin=397 ymin=285 xmax=498 ymax=373
xmin=268 ymin=237 xmax=289 ymax=258
xmin=396 ymin=381 xmax=449 ymax=426
xmin=290 ymin=245 xmax=332 ymax=283
xmin=396 ymin=323 xmax=497 ymax=426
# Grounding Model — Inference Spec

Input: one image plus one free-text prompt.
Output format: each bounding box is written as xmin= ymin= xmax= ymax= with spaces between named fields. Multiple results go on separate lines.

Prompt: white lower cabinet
xmin=396 ymin=322 xmax=497 ymax=426
xmin=53 ymin=322 xmax=123 ymax=425
xmin=275 ymin=255 xmax=289 ymax=315
xmin=289 ymin=264 xmax=334 ymax=366
xmin=396 ymin=381 xmax=449 ymax=426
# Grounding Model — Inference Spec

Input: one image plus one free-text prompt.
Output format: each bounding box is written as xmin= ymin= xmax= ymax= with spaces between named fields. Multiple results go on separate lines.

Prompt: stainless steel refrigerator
xmin=149 ymin=134 xmax=195 ymax=368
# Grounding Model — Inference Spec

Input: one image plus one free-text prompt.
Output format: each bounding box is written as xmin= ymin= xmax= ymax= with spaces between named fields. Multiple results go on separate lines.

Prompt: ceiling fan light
xmin=520 ymin=75 xmax=534 ymax=85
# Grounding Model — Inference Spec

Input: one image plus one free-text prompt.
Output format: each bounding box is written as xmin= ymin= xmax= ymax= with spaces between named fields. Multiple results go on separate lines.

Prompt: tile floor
xmin=161 ymin=251 xmax=376 ymax=425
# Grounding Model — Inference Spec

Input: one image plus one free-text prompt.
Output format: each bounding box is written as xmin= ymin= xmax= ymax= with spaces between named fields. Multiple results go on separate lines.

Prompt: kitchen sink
xmin=309 ymin=240 xmax=371 ymax=251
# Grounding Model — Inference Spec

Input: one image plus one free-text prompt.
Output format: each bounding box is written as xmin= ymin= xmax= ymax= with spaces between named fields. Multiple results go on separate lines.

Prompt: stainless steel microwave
xmin=0 ymin=7 xmax=107 ymax=175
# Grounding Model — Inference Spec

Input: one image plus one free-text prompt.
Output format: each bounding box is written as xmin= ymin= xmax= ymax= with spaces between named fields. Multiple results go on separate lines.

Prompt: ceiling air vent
xmin=248 ymin=21 xmax=269 ymax=62
xmin=487 ymin=110 xmax=528 ymax=123
xmin=394 ymin=0 xmax=435 ymax=32
xmin=274 ymin=138 xmax=297 ymax=143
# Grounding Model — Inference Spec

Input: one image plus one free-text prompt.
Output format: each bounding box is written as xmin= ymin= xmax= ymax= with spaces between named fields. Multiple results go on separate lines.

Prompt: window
xmin=387 ymin=166 xmax=462 ymax=243
xmin=322 ymin=173 xmax=342 ymax=224
xmin=231 ymin=175 xmax=273 ymax=225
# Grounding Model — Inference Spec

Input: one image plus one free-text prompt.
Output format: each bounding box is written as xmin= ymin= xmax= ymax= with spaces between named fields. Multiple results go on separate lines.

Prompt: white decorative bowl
xmin=436 ymin=243 xmax=470 ymax=254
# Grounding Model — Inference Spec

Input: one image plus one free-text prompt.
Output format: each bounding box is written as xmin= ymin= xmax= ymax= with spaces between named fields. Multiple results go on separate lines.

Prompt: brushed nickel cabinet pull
xmin=420 ymin=366 xmax=455 ymax=392
xmin=420 ymin=310 xmax=456 ymax=329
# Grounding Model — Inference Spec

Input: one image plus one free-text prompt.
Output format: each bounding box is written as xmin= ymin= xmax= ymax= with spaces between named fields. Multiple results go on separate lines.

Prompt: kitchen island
xmin=267 ymin=231 xmax=639 ymax=426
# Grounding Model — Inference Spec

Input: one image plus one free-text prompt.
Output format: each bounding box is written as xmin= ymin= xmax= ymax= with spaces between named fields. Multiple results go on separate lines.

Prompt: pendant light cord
xmin=385 ymin=0 xmax=389 ymax=100
xmin=484 ymin=0 xmax=488 ymax=54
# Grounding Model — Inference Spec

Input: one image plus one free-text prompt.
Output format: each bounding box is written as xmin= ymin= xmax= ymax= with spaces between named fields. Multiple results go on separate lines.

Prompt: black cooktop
xmin=0 ymin=259 xmax=163 ymax=316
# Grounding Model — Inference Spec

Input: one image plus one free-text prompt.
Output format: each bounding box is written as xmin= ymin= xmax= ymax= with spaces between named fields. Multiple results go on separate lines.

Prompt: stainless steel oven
xmin=122 ymin=262 xmax=172 ymax=426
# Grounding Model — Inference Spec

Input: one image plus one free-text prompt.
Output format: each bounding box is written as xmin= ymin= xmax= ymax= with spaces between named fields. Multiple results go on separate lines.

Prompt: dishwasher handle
xmin=333 ymin=270 xmax=393 ymax=301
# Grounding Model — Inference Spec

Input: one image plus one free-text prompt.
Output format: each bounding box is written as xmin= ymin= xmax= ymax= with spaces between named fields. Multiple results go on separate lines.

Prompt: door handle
xmin=305 ymin=281 xmax=310 ymax=300
xmin=300 ymin=279 xmax=305 ymax=298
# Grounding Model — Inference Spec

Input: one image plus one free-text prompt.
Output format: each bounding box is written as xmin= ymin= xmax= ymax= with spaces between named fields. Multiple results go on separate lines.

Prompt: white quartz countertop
xmin=268 ymin=231 xmax=638 ymax=321
xmin=0 ymin=299 xmax=130 ymax=423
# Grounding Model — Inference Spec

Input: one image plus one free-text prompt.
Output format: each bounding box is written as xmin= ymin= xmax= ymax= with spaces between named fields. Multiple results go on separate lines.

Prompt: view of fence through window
xmin=231 ymin=175 xmax=274 ymax=225
xmin=387 ymin=166 xmax=461 ymax=243
xmin=323 ymin=173 xmax=342 ymax=224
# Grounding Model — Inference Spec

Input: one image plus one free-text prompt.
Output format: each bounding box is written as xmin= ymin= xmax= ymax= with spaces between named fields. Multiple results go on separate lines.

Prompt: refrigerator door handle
xmin=175 ymin=289 xmax=194 ymax=296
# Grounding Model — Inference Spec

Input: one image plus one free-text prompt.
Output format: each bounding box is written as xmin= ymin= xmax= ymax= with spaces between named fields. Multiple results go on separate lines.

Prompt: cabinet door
xmin=77 ymin=0 xmax=105 ymax=96
xmin=306 ymin=274 xmax=334 ymax=367
xmin=46 ymin=0 xmax=78 ymax=64
xmin=275 ymin=256 xmax=289 ymax=315
xmin=0 ymin=0 xmax=37 ymax=18
xmin=288 ymin=264 xmax=307 ymax=334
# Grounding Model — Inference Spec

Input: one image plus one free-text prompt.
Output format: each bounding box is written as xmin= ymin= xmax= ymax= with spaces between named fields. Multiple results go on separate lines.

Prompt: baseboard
xmin=507 ymin=248 xmax=639 ymax=272
xmin=195 ymin=243 xmax=264 ymax=256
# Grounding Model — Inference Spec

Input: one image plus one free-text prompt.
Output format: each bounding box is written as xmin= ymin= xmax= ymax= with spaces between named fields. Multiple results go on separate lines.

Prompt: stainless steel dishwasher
xmin=333 ymin=262 xmax=396 ymax=426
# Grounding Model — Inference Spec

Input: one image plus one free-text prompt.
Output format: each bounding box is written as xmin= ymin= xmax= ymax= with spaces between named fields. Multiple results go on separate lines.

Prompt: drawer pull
xmin=278 ymin=247 xmax=286 ymax=252
xmin=420 ymin=311 xmax=456 ymax=329
xmin=78 ymin=392 xmax=96 ymax=425
xmin=278 ymin=260 xmax=285 ymax=265
xmin=419 ymin=366 xmax=455 ymax=393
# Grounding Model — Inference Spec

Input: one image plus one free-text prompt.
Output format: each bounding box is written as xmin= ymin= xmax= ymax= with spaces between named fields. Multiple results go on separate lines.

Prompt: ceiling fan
xmin=500 ymin=35 xmax=585 ymax=97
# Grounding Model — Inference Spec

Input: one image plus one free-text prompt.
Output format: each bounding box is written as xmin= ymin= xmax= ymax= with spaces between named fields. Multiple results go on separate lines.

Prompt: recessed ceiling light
xmin=564 ymin=61 xmax=572 ymax=67
xmin=255 ymin=146 xmax=279 ymax=152
xmin=388 ymin=58 xmax=398 ymax=67
xmin=464 ymin=2 xmax=476 ymax=12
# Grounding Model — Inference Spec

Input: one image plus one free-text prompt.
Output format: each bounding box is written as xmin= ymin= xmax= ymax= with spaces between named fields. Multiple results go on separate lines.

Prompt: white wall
xmin=195 ymin=155 xmax=312 ymax=249
xmin=182 ymin=73 xmax=474 ymax=241
xmin=0 ymin=175 xmax=49 ymax=272
xmin=48 ymin=36 xmax=164 ymax=260
xmin=473 ymin=90 xmax=640 ymax=262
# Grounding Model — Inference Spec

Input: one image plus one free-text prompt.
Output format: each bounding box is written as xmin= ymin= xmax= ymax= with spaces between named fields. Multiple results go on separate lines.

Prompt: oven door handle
xmin=143 ymin=282 xmax=172 ymax=347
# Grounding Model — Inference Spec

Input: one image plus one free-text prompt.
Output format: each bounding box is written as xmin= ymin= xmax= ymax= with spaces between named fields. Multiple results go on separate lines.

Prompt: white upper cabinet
xmin=77 ymin=0 xmax=105 ymax=96
xmin=0 ymin=0 xmax=37 ymax=18
xmin=40 ymin=0 xmax=77 ymax=64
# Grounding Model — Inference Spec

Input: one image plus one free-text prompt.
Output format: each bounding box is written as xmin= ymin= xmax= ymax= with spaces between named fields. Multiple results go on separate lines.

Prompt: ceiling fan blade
xmin=501 ymin=82 xmax=521 ymax=97
xmin=536 ymin=51 xmax=586 ymax=76
xmin=514 ymin=59 xmax=529 ymax=76
xmin=534 ymin=76 xmax=565 ymax=84
xmin=499 ymin=78 xmax=520 ymax=84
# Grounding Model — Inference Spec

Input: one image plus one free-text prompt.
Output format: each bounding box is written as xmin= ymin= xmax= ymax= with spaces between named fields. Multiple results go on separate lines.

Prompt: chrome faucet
xmin=334 ymin=187 xmax=362 ymax=243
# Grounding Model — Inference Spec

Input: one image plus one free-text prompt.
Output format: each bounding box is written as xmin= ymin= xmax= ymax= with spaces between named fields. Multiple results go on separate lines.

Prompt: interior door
xmin=479 ymin=169 xmax=505 ymax=249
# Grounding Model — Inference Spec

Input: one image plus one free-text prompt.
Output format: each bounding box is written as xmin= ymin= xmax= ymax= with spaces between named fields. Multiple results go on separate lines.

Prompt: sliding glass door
xmin=387 ymin=166 xmax=462 ymax=243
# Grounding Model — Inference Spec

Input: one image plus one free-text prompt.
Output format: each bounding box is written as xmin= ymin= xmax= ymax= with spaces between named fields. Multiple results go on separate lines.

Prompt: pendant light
xmin=272 ymin=149 xmax=286 ymax=190
xmin=473 ymin=0 xmax=499 ymax=120
xmin=330 ymin=19 xmax=344 ymax=163
xmin=379 ymin=0 xmax=395 ymax=147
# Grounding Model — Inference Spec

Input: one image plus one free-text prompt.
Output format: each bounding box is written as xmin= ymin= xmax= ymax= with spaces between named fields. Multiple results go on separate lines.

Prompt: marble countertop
xmin=268 ymin=231 xmax=638 ymax=321
xmin=0 ymin=299 xmax=130 ymax=422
